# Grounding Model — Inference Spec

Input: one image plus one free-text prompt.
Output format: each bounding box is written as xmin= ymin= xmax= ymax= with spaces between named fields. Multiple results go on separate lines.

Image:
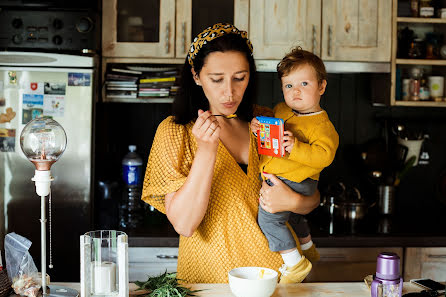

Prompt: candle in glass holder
xmin=92 ymin=261 xmax=116 ymax=294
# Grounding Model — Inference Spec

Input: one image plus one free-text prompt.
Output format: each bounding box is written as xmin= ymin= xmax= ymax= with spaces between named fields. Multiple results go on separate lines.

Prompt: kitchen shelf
xmin=104 ymin=97 xmax=174 ymax=103
xmin=393 ymin=100 xmax=446 ymax=107
xmin=396 ymin=59 xmax=446 ymax=65
xmin=391 ymin=0 xmax=446 ymax=107
xmin=397 ymin=17 xmax=446 ymax=24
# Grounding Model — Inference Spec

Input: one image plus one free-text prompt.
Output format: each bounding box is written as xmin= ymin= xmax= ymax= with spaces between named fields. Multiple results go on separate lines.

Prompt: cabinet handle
xmin=156 ymin=254 xmax=178 ymax=259
xmin=327 ymin=25 xmax=332 ymax=57
xmin=165 ymin=22 xmax=170 ymax=54
xmin=312 ymin=25 xmax=317 ymax=54
xmin=182 ymin=22 xmax=187 ymax=54
xmin=427 ymin=254 xmax=446 ymax=259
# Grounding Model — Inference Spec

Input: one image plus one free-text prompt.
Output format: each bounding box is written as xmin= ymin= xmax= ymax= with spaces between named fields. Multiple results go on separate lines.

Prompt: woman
xmin=142 ymin=23 xmax=320 ymax=283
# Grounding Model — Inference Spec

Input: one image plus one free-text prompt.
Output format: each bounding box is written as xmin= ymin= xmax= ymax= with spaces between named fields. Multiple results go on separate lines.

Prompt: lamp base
xmin=41 ymin=285 xmax=79 ymax=297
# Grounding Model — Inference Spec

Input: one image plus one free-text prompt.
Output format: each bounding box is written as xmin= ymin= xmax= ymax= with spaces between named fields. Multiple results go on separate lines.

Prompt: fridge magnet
xmin=22 ymin=94 xmax=43 ymax=124
xmin=0 ymin=107 xmax=16 ymax=123
xmin=68 ymin=72 xmax=91 ymax=86
xmin=44 ymin=82 xmax=66 ymax=95
xmin=27 ymin=82 xmax=44 ymax=94
xmin=43 ymin=95 xmax=65 ymax=117
xmin=8 ymin=71 xmax=17 ymax=85
xmin=0 ymin=128 xmax=16 ymax=152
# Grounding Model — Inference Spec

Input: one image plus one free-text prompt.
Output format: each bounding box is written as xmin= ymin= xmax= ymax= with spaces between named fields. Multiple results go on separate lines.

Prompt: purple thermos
xmin=371 ymin=252 xmax=403 ymax=297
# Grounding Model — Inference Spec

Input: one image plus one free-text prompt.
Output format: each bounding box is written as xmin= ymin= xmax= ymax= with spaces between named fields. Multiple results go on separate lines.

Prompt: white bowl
xmin=228 ymin=267 xmax=278 ymax=297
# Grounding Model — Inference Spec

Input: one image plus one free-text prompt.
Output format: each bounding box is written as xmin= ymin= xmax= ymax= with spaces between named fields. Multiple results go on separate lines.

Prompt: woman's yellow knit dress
xmin=142 ymin=116 xmax=290 ymax=283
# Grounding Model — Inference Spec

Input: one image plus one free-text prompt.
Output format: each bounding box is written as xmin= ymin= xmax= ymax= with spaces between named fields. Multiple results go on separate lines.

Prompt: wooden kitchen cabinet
xmin=404 ymin=247 xmax=446 ymax=281
xmin=102 ymin=0 xmax=248 ymax=59
xmin=128 ymin=247 xmax=179 ymax=282
xmin=102 ymin=0 xmax=177 ymax=58
xmin=305 ymin=247 xmax=403 ymax=282
xmin=249 ymin=0 xmax=392 ymax=62
xmin=249 ymin=0 xmax=321 ymax=59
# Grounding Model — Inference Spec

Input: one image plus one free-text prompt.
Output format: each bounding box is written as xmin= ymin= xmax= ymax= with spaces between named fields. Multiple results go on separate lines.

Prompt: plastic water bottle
xmin=119 ymin=145 xmax=144 ymax=229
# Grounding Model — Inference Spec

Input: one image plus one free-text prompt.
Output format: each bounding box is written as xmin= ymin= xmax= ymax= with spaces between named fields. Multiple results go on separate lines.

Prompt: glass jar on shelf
xmin=425 ymin=32 xmax=442 ymax=59
xmin=419 ymin=76 xmax=430 ymax=100
xmin=419 ymin=0 xmax=435 ymax=17
xmin=409 ymin=67 xmax=423 ymax=101
xmin=408 ymin=38 xmax=424 ymax=59
xmin=410 ymin=0 xmax=419 ymax=17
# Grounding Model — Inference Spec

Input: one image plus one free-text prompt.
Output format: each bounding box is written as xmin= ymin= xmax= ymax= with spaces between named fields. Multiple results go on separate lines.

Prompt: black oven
xmin=0 ymin=0 xmax=101 ymax=53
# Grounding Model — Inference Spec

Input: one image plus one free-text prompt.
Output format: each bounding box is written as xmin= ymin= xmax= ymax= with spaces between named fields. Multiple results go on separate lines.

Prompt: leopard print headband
xmin=187 ymin=23 xmax=253 ymax=67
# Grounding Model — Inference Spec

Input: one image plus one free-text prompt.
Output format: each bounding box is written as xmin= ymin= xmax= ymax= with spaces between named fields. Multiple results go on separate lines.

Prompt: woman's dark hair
xmin=172 ymin=34 xmax=256 ymax=124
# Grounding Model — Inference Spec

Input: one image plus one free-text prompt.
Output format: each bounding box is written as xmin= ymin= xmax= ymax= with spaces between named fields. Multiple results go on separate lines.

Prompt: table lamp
xmin=20 ymin=116 xmax=78 ymax=297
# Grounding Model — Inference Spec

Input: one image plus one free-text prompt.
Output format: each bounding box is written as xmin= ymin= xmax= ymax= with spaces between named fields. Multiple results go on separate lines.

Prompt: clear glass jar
xmin=408 ymin=39 xmax=424 ymax=59
xmin=419 ymin=0 xmax=434 ymax=17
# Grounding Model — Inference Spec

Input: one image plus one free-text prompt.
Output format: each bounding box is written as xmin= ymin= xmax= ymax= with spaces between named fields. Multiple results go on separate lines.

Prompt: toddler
xmin=251 ymin=47 xmax=339 ymax=283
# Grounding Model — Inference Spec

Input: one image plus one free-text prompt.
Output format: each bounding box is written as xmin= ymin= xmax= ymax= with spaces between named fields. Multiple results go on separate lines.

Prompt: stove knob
xmin=76 ymin=17 xmax=93 ymax=33
xmin=53 ymin=19 xmax=63 ymax=30
xmin=12 ymin=34 xmax=23 ymax=44
xmin=52 ymin=35 xmax=63 ymax=45
xmin=12 ymin=18 xmax=23 ymax=29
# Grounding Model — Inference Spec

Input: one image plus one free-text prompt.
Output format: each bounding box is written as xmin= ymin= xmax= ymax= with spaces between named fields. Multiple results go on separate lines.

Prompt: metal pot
xmin=336 ymin=187 xmax=375 ymax=221
xmin=337 ymin=201 xmax=369 ymax=221
xmin=321 ymin=183 xmax=375 ymax=222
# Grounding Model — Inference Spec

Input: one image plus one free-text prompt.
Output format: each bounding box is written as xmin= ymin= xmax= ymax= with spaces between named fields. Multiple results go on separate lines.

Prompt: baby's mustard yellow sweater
xmin=259 ymin=102 xmax=339 ymax=183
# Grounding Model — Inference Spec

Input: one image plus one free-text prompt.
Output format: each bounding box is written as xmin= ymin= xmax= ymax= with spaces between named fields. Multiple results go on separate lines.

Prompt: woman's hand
xmin=259 ymin=172 xmax=320 ymax=215
xmin=192 ymin=110 xmax=220 ymax=150
xmin=283 ymin=131 xmax=295 ymax=153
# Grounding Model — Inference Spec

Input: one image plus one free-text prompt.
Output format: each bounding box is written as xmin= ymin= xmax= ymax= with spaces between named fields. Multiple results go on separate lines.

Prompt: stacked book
xmin=105 ymin=68 xmax=140 ymax=99
xmin=138 ymin=70 xmax=179 ymax=98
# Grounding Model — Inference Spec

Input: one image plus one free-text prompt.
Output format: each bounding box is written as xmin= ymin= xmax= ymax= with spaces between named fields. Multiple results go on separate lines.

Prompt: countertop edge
xmin=128 ymin=235 xmax=446 ymax=247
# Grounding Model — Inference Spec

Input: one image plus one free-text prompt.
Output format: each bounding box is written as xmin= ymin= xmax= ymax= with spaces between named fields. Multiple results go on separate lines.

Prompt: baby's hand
xmin=283 ymin=131 xmax=295 ymax=153
xmin=250 ymin=118 xmax=260 ymax=136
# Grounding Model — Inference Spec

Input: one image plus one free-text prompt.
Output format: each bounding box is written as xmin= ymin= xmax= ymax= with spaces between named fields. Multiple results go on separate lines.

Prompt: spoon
xmin=214 ymin=114 xmax=237 ymax=119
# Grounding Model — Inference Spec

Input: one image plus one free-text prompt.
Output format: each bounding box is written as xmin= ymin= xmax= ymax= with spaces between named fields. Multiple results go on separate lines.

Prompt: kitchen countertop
xmin=54 ymin=282 xmax=426 ymax=296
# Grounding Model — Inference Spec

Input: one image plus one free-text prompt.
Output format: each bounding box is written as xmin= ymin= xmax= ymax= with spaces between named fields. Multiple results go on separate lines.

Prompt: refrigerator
xmin=0 ymin=51 xmax=95 ymax=281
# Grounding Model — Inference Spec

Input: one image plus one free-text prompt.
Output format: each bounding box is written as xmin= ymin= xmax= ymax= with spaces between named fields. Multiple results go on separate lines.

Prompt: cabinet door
xmin=404 ymin=248 xmax=446 ymax=280
xmin=128 ymin=247 xmax=179 ymax=282
xmin=102 ymin=0 xmax=175 ymax=58
xmin=176 ymin=0 xmax=192 ymax=58
xmin=177 ymin=0 xmax=248 ymax=59
xmin=249 ymin=0 xmax=322 ymax=59
xmin=322 ymin=0 xmax=392 ymax=61
xmin=305 ymin=247 xmax=403 ymax=282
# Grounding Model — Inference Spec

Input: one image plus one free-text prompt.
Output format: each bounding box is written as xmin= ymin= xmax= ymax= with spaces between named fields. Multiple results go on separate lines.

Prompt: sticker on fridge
xmin=22 ymin=94 xmax=43 ymax=124
xmin=0 ymin=128 xmax=15 ymax=152
xmin=44 ymin=82 xmax=66 ymax=95
xmin=27 ymin=82 xmax=44 ymax=94
xmin=0 ymin=81 xmax=4 ymax=107
xmin=44 ymin=95 xmax=65 ymax=117
xmin=0 ymin=107 xmax=16 ymax=123
xmin=68 ymin=72 xmax=91 ymax=86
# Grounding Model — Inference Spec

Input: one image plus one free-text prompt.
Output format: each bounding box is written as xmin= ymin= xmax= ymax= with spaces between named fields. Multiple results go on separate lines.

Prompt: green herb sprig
xmin=134 ymin=271 xmax=201 ymax=297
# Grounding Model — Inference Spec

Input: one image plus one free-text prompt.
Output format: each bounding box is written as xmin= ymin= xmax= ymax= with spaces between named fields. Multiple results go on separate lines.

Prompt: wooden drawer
xmin=305 ymin=247 xmax=403 ymax=282
xmin=404 ymin=247 xmax=446 ymax=280
xmin=128 ymin=247 xmax=178 ymax=282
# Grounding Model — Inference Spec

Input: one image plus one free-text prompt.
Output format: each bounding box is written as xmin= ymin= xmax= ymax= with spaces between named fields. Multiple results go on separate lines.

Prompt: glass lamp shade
xmin=20 ymin=116 xmax=67 ymax=171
